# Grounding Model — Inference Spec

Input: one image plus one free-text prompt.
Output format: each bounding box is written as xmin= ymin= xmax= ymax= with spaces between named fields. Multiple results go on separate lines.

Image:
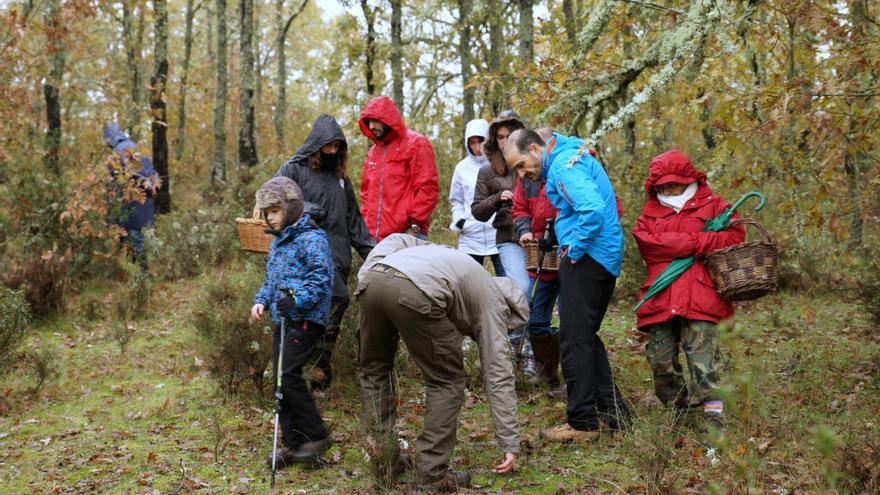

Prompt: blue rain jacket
xmin=102 ymin=123 xmax=158 ymax=230
xmin=542 ymin=133 xmax=624 ymax=276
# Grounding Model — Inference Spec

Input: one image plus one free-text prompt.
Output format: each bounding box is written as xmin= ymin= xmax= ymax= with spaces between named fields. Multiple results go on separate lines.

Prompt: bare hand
xmin=492 ymin=452 xmax=516 ymax=474
xmin=519 ymin=232 xmax=534 ymax=246
xmin=251 ymin=304 xmax=264 ymax=321
xmin=500 ymin=190 xmax=514 ymax=202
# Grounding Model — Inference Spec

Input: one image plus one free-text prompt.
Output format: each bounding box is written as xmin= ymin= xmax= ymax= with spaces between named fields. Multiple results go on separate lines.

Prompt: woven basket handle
xmin=729 ymin=219 xmax=774 ymax=245
xmin=252 ymin=205 xmax=262 ymax=221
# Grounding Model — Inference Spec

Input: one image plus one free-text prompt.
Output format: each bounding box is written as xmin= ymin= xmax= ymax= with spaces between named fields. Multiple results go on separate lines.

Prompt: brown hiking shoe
xmin=540 ymin=423 xmax=600 ymax=443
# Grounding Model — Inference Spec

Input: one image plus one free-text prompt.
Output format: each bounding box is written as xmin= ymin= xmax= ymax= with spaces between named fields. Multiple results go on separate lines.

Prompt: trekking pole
xmin=270 ymin=313 xmax=287 ymax=489
xmin=517 ymin=219 xmax=554 ymax=359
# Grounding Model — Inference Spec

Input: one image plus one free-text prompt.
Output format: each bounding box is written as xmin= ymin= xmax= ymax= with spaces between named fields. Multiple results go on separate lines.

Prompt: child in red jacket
xmin=632 ymin=150 xmax=745 ymax=420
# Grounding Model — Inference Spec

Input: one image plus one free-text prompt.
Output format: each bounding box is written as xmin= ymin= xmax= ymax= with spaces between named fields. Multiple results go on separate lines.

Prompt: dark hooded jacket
xmin=632 ymin=149 xmax=746 ymax=329
xmin=276 ymin=114 xmax=375 ymax=283
xmin=102 ymin=123 xmax=158 ymax=230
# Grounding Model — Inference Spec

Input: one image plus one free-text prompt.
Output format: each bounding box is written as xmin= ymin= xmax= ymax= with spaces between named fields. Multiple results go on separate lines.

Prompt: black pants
xmin=309 ymin=271 xmax=349 ymax=385
xmin=273 ymin=320 xmax=328 ymax=449
xmin=558 ymin=254 xmax=629 ymax=430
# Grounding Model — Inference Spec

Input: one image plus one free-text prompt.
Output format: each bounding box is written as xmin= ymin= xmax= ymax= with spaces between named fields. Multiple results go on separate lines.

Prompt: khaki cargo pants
xmin=645 ymin=318 xmax=721 ymax=407
xmin=358 ymin=264 xmax=465 ymax=483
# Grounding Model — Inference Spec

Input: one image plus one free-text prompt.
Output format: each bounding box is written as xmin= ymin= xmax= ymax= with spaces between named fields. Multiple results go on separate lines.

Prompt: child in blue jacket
xmin=250 ymin=177 xmax=335 ymax=467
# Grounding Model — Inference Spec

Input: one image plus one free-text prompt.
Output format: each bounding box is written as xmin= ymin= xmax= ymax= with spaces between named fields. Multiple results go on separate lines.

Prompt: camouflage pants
xmin=645 ymin=318 xmax=720 ymax=407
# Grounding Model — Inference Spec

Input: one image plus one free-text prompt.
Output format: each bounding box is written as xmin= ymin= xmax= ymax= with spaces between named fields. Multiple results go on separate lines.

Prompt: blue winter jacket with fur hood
xmin=253 ymin=214 xmax=335 ymax=326
xmin=542 ymin=133 xmax=624 ymax=276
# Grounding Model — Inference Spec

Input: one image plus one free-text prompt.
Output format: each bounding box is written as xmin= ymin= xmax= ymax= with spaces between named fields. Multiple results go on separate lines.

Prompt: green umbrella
xmin=632 ymin=192 xmax=766 ymax=312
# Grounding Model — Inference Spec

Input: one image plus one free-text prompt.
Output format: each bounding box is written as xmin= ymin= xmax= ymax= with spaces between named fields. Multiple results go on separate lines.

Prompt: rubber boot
xmin=530 ymin=334 xmax=560 ymax=388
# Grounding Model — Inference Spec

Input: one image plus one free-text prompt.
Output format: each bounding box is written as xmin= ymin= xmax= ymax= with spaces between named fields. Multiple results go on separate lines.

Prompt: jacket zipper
xmin=374 ymin=144 xmax=389 ymax=238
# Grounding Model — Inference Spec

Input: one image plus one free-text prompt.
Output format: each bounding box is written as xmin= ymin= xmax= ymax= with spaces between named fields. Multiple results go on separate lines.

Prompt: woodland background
xmin=1 ymin=0 xmax=879 ymax=493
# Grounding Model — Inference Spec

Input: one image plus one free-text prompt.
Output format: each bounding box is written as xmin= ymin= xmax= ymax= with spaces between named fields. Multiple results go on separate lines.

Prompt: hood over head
xmin=255 ymin=176 xmax=305 ymax=228
xmin=644 ymin=149 xmax=707 ymax=196
xmin=491 ymin=277 xmax=530 ymax=331
xmin=289 ymin=114 xmax=347 ymax=163
xmin=464 ymin=118 xmax=489 ymax=160
xmin=359 ymin=96 xmax=407 ymax=143
xmin=103 ymin=123 xmax=131 ymax=149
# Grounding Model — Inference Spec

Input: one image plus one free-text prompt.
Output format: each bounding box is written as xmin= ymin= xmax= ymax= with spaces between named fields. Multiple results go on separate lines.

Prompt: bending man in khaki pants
xmin=356 ymin=234 xmax=528 ymax=492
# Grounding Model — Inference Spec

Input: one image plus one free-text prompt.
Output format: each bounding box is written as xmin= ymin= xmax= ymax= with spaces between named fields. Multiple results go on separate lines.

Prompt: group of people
xmin=103 ymin=94 xmax=744 ymax=491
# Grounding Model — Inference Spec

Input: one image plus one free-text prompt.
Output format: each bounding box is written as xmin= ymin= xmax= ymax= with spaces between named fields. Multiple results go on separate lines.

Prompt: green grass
xmin=1 ymin=265 xmax=879 ymax=494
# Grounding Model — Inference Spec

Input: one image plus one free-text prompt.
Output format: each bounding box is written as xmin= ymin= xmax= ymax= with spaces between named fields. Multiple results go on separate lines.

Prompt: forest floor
xmin=1 ymin=259 xmax=880 ymax=494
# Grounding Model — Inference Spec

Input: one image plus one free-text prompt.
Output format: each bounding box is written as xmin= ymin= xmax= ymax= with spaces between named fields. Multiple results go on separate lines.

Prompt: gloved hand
xmin=277 ymin=293 xmax=297 ymax=316
xmin=456 ymin=218 xmax=466 ymax=230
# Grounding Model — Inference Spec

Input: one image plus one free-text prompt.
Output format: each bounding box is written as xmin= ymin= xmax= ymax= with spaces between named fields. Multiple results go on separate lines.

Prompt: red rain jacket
xmin=512 ymin=177 xmax=559 ymax=281
xmin=632 ymin=150 xmax=745 ymax=330
xmin=358 ymin=96 xmax=439 ymax=240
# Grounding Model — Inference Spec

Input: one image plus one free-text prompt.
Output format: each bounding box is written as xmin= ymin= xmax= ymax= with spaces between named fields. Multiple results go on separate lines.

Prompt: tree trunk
xmin=275 ymin=0 xmax=309 ymax=148
xmin=562 ymin=0 xmax=577 ymax=46
xmin=238 ymin=0 xmax=258 ymax=167
xmin=43 ymin=0 xmax=64 ymax=175
xmin=361 ymin=0 xmax=376 ymax=95
xmin=517 ymin=0 xmax=533 ymax=63
xmin=487 ymin=0 xmax=503 ymax=114
xmin=207 ymin=0 xmax=214 ymax=62
xmin=122 ymin=0 xmax=143 ymax=140
xmin=457 ymin=0 xmax=473 ymax=126
xmin=844 ymin=0 xmax=877 ymax=250
xmin=254 ymin=0 xmax=262 ymax=107
xmin=151 ymin=0 xmax=170 ymax=214
xmin=274 ymin=0 xmax=285 ymax=147
xmin=390 ymin=0 xmax=404 ymax=112
xmin=175 ymin=0 xmax=197 ymax=161
xmin=212 ymin=0 xmax=227 ymax=185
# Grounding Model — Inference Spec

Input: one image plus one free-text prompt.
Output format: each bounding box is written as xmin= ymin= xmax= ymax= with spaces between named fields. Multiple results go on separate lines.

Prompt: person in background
xmin=632 ymin=149 xmax=745 ymax=422
xmin=275 ymin=114 xmax=375 ymax=390
xmin=471 ymin=110 xmax=535 ymax=376
xmin=102 ymin=122 xmax=160 ymax=268
xmin=358 ymin=96 xmax=439 ymax=241
xmin=448 ymin=118 xmax=503 ymax=274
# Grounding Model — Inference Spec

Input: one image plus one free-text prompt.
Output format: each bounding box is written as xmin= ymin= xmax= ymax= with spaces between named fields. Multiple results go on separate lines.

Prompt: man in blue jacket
xmin=102 ymin=123 xmax=160 ymax=266
xmin=504 ymin=129 xmax=630 ymax=442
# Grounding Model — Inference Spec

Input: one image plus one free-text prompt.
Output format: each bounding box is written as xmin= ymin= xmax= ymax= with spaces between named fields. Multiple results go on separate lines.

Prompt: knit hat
xmin=255 ymin=176 xmax=304 ymax=228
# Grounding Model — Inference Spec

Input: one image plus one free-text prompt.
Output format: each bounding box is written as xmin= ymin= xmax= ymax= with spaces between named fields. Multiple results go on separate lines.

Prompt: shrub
xmin=191 ymin=267 xmax=272 ymax=398
xmin=146 ymin=205 xmax=240 ymax=281
xmin=858 ymin=258 xmax=880 ymax=328
xmin=5 ymin=250 xmax=68 ymax=317
xmin=0 ymin=287 xmax=30 ymax=373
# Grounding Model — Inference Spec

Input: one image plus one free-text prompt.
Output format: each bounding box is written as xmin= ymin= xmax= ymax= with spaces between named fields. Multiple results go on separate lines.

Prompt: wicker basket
xmin=235 ymin=208 xmax=273 ymax=254
xmin=704 ymin=219 xmax=778 ymax=301
xmin=523 ymin=239 xmax=560 ymax=272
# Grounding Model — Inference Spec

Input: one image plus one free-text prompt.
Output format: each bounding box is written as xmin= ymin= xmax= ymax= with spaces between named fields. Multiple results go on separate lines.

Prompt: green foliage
xmin=111 ymin=261 xmax=152 ymax=355
xmin=0 ymin=287 xmax=30 ymax=374
xmin=191 ymin=266 xmax=272 ymax=399
xmin=145 ymin=205 xmax=240 ymax=281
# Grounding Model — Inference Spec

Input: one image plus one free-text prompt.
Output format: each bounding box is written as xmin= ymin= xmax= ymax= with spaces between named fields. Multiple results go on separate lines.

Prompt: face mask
xmin=320 ymin=153 xmax=338 ymax=171
xmin=657 ymin=182 xmax=698 ymax=212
